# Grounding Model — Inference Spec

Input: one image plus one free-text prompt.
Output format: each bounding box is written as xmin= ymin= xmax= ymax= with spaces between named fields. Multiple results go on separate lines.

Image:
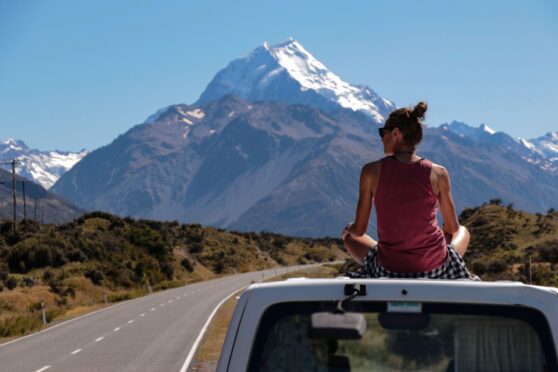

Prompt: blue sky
xmin=1 ymin=0 xmax=557 ymax=151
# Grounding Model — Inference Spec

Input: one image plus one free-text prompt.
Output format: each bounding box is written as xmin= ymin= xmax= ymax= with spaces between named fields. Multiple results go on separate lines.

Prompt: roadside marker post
xmin=41 ymin=302 xmax=47 ymax=325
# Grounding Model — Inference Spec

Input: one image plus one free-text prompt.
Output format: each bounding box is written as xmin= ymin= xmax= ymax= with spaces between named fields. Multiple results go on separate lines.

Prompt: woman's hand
xmin=341 ymin=223 xmax=353 ymax=240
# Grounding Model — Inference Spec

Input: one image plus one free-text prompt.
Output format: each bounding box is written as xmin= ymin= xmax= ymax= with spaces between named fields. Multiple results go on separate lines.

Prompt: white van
xmin=217 ymin=278 xmax=558 ymax=371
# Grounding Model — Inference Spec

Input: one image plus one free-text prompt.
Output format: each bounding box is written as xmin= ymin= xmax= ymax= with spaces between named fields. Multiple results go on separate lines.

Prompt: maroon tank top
xmin=374 ymin=156 xmax=447 ymax=273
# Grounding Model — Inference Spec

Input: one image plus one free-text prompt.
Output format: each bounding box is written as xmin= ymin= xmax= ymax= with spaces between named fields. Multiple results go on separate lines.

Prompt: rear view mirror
xmin=309 ymin=312 xmax=367 ymax=339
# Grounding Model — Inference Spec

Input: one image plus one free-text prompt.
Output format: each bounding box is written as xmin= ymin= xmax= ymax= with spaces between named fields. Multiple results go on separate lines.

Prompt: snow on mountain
xmin=441 ymin=122 xmax=558 ymax=173
xmin=519 ymin=132 xmax=558 ymax=159
xmin=197 ymin=38 xmax=396 ymax=123
xmin=440 ymin=121 xmax=498 ymax=139
xmin=0 ymin=139 xmax=88 ymax=189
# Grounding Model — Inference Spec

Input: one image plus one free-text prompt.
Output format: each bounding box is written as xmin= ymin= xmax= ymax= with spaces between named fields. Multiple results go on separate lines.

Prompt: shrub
xmin=0 ymin=267 xmax=8 ymax=282
xmin=189 ymin=242 xmax=203 ymax=254
xmin=538 ymin=240 xmax=558 ymax=263
xmin=180 ymin=258 xmax=194 ymax=272
xmin=160 ymin=261 xmax=174 ymax=280
xmin=43 ymin=270 xmax=54 ymax=282
xmin=488 ymin=259 xmax=508 ymax=274
xmin=85 ymin=269 xmax=104 ymax=285
xmin=5 ymin=276 xmax=17 ymax=290
xmin=470 ymin=260 xmax=487 ymax=275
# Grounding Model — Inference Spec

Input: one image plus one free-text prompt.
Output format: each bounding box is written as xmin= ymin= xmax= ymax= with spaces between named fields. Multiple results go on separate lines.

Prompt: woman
xmin=342 ymin=101 xmax=478 ymax=280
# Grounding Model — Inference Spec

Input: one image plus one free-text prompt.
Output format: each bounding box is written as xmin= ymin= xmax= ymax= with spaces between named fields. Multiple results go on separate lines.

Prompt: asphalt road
xmin=0 ymin=265 xmax=318 ymax=372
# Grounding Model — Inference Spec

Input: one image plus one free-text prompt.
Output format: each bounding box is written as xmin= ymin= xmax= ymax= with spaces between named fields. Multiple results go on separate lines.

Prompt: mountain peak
xmin=2 ymin=138 xmax=29 ymax=150
xmin=196 ymin=39 xmax=396 ymax=123
xmin=480 ymin=123 xmax=496 ymax=135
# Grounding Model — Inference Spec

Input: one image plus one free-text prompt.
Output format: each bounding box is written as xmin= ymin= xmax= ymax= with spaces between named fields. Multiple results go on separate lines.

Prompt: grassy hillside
xmin=0 ymin=212 xmax=347 ymax=339
xmin=460 ymin=200 xmax=558 ymax=285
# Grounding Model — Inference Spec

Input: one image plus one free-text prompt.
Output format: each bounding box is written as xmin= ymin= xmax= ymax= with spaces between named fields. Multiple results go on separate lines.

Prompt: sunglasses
xmin=378 ymin=127 xmax=395 ymax=138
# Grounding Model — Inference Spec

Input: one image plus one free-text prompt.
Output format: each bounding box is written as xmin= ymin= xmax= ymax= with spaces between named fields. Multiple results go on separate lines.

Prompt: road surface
xmin=0 ymin=265 xmax=319 ymax=372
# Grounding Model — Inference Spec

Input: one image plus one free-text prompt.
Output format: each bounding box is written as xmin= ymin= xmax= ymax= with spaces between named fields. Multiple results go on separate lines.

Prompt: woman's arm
xmin=347 ymin=162 xmax=379 ymax=237
xmin=435 ymin=165 xmax=460 ymax=235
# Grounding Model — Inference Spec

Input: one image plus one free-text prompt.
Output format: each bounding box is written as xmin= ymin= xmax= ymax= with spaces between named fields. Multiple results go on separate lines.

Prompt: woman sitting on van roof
xmin=343 ymin=101 xmax=479 ymax=280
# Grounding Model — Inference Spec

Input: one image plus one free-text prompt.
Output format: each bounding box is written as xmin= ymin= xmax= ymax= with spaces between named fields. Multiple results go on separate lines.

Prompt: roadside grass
xmin=189 ymin=264 xmax=342 ymax=371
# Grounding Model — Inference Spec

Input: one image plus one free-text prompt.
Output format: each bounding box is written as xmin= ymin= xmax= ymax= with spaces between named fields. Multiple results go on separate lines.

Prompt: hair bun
xmin=411 ymin=101 xmax=428 ymax=121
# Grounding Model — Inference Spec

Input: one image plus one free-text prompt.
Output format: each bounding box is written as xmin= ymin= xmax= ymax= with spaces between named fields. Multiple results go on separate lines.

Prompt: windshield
xmin=248 ymin=302 xmax=556 ymax=372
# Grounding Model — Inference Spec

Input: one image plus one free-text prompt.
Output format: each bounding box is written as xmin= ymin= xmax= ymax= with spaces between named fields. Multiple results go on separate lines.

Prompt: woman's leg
xmin=450 ymin=225 xmax=470 ymax=257
xmin=344 ymin=234 xmax=377 ymax=265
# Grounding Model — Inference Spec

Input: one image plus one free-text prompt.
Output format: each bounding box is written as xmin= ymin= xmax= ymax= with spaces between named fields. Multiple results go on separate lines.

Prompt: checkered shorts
xmin=352 ymin=244 xmax=480 ymax=281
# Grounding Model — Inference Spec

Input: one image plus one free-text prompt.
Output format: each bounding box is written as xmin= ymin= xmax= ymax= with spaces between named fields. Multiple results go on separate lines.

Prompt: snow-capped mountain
xmin=49 ymin=40 xmax=558 ymax=236
xmin=197 ymin=38 xmax=396 ymax=124
xmin=440 ymin=121 xmax=496 ymax=140
xmin=518 ymin=132 xmax=558 ymax=160
xmin=0 ymin=139 xmax=88 ymax=189
xmin=440 ymin=122 xmax=558 ymax=173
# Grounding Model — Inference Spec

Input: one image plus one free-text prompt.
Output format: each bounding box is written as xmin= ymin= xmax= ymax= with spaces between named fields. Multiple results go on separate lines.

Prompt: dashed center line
xmin=128 ymin=320 xmax=134 ymax=324
xmin=114 ymin=327 xmax=121 ymax=332
xmin=151 ymin=307 xmax=156 ymax=311
xmin=95 ymin=336 xmax=104 ymax=342
xmin=176 ymin=296 xmax=180 ymax=299
xmin=160 ymin=304 xmax=164 ymax=307
xmin=35 ymin=366 xmax=50 ymax=372
xmin=140 ymin=313 xmax=145 ymax=317
xmin=70 ymin=348 xmax=82 ymax=355
xmin=168 ymin=300 xmax=173 ymax=303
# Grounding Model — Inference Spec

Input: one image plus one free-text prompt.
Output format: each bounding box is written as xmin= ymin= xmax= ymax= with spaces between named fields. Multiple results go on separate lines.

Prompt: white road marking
xmin=151 ymin=307 xmax=156 ymax=311
xmin=0 ymin=298 xmax=128 ymax=350
xmin=179 ymin=288 xmax=243 ymax=372
xmin=128 ymin=320 xmax=134 ymax=324
xmin=160 ymin=304 xmax=164 ymax=307
xmin=168 ymin=300 xmax=173 ymax=303
xmin=71 ymin=348 xmax=82 ymax=355
xmin=95 ymin=336 xmax=104 ymax=342
xmin=114 ymin=327 xmax=120 ymax=332
xmin=35 ymin=366 xmax=50 ymax=372
xmin=140 ymin=313 xmax=145 ymax=317
xmin=176 ymin=296 xmax=180 ymax=299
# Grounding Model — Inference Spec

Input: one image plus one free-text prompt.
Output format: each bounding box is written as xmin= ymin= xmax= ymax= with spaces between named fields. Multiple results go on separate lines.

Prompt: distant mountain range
xmin=0 ymin=139 xmax=88 ymax=189
xmin=440 ymin=121 xmax=558 ymax=174
xmin=0 ymin=167 xmax=83 ymax=224
xmin=7 ymin=39 xmax=558 ymax=236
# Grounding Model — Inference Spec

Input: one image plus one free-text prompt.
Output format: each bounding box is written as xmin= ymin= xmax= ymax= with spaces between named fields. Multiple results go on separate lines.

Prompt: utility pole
xmin=11 ymin=159 xmax=16 ymax=230
xmin=1 ymin=159 xmax=19 ymax=232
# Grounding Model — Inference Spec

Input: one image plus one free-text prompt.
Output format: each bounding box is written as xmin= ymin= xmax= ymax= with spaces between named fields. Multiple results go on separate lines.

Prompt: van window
xmin=248 ymin=302 xmax=556 ymax=372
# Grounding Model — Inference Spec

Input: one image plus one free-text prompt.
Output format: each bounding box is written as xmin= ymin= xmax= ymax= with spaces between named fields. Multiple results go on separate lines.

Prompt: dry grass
xmin=190 ymin=264 xmax=341 ymax=371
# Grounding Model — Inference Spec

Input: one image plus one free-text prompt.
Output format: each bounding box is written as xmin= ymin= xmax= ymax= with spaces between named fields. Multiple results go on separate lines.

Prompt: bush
xmin=160 ymin=261 xmax=174 ymax=280
xmin=43 ymin=270 xmax=54 ymax=282
xmin=180 ymin=258 xmax=194 ymax=272
xmin=5 ymin=276 xmax=17 ymax=290
xmin=0 ymin=267 xmax=8 ymax=282
xmin=488 ymin=259 xmax=508 ymax=274
xmin=189 ymin=242 xmax=203 ymax=254
xmin=85 ymin=269 xmax=104 ymax=285
xmin=538 ymin=240 xmax=558 ymax=263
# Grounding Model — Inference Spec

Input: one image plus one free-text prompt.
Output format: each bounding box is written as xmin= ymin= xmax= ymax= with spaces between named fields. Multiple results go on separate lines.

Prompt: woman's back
xmin=374 ymin=156 xmax=447 ymax=272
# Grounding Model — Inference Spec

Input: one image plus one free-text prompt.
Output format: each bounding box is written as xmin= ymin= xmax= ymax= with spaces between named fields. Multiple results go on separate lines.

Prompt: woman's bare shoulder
xmin=363 ymin=159 xmax=382 ymax=174
xmin=430 ymin=162 xmax=450 ymax=180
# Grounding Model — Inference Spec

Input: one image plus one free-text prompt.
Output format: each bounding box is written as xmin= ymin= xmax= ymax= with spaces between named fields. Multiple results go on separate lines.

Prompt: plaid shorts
xmin=353 ymin=244 xmax=480 ymax=281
